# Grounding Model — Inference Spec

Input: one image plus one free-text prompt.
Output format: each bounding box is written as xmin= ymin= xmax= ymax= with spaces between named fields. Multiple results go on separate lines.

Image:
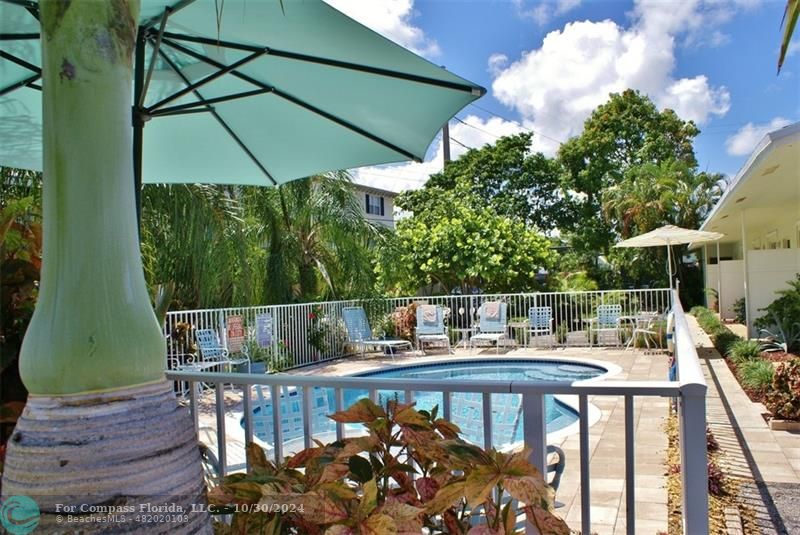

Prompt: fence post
xmin=680 ymin=383 xmax=708 ymax=535
xmin=522 ymin=391 xmax=547 ymax=535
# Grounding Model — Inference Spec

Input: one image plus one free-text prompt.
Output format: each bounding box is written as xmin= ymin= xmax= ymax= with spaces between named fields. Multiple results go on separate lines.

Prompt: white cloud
xmin=487 ymin=53 xmax=509 ymax=76
xmin=491 ymin=0 xmax=740 ymax=154
xmin=351 ymin=115 xmax=526 ymax=192
xmin=324 ymin=0 xmax=440 ymax=57
xmin=514 ymin=0 xmax=583 ymax=25
xmin=788 ymin=41 xmax=800 ymax=58
xmin=724 ymin=117 xmax=793 ymax=156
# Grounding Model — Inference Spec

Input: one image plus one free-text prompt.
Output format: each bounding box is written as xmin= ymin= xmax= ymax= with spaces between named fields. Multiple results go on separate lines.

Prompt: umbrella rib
xmin=150 ymin=88 xmax=273 ymax=117
xmin=0 ymin=49 xmax=41 ymax=74
xmin=0 ymin=33 xmax=40 ymax=40
xmin=145 ymin=48 xmax=268 ymax=113
xmin=162 ymin=32 xmax=486 ymax=96
xmin=156 ymin=47 xmax=279 ymax=186
xmin=0 ymin=73 xmax=40 ymax=97
xmin=160 ymin=37 xmax=421 ymax=161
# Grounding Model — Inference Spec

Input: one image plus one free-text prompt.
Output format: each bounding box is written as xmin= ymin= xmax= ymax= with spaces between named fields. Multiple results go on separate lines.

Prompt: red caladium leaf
xmin=416 ymin=476 xmax=440 ymax=501
xmin=524 ymin=505 xmax=571 ymax=535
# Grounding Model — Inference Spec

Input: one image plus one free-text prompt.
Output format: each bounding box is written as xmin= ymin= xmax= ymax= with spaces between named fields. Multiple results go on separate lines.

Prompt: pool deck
xmin=195 ymin=345 xmax=671 ymax=535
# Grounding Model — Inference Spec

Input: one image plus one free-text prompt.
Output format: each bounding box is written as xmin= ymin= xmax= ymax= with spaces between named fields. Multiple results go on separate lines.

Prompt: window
xmin=365 ymin=193 xmax=384 ymax=216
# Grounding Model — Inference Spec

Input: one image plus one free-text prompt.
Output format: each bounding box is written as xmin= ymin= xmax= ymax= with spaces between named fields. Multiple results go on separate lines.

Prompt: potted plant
xmin=242 ymin=339 xmax=269 ymax=374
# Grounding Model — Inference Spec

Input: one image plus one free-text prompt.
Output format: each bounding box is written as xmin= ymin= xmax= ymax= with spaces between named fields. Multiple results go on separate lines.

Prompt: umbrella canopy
xmin=0 ymin=0 xmax=485 ymax=186
xmin=615 ymin=225 xmax=724 ymax=289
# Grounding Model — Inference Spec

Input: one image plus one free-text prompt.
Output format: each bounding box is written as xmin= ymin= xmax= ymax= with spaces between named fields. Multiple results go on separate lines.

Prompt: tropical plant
xmin=755 ymin=275 xmax=800 ymax=352
xmin=737 ymin=359 xmax=774 ymax=394
xmin=759 ymin=317 xmax=800 ymax=354
xmin=244 ymin=173 xmax=381 ymax=304
xmin=764 ymin=359 xmax=800 ymax=420
xmin=733 ymin=297 xmax=747 ymax=325
xmin=0 ymin=168 xmax=41 ymax=424
xmin=727 ymin=339 xmax=762 ymax=364
xmin=141 ymin=184 xmax=254 ymax=310
xmin=208 ymin=398 xmax=570 ymax=534
xmin=778 ymin=0 xmax=799 ymax=73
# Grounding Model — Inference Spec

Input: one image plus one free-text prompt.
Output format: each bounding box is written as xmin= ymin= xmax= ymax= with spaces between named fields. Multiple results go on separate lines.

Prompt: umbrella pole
xmin=133 ymin=30 xmax=145 ymax=235
xmin=667 ymin=240 xmax=674 ymax=290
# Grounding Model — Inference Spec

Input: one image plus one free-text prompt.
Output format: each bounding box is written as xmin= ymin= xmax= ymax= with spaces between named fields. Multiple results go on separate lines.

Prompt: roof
xmin=697 ymin=121 xmax=800 ymax=245
xmin=351 ymin=183 xmax=400 ymax=198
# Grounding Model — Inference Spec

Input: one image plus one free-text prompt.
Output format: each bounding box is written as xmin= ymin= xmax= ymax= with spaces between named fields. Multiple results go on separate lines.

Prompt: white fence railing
xmin=165 ymin=288 xmax=672 ymax=368
xmin=165 ymin=289 xmax=707 ymax=535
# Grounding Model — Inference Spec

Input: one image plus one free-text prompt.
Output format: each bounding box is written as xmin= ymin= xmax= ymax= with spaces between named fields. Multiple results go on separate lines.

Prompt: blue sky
xmin=328 ymin=0 xmax=799 ymax=191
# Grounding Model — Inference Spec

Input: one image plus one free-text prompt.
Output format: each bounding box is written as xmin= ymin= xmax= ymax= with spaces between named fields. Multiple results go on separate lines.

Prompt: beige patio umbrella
xmin=614 ymin=225 xmax=724 ymax=289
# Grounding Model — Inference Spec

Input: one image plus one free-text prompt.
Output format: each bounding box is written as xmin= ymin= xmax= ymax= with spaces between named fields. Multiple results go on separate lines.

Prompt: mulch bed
xmin=664 ymin=412 xmax=757 ymax=535
xmin=724 ymin=351 xmax=799 ymax=405
xmin=760 ymin=350 xmax=798 ymax=362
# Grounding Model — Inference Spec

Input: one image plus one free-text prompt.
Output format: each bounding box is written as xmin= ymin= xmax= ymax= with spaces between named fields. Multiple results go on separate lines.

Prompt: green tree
xmin=408 ymin=133 xmax=568 ymax=233
xmin=380 ymin=189 xmax=552 ymax=294
xmin=558 ymin=89 xmax=700 ymax=254
xmin=141 ymin=184 xmax=256 ymax=309
xmin=243 ymin=172 xmax=382 ymax=303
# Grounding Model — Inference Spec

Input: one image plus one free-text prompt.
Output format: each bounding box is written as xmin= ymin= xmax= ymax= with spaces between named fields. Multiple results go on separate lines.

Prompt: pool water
xmin=244 ymin=359 xmax=605 ymax=449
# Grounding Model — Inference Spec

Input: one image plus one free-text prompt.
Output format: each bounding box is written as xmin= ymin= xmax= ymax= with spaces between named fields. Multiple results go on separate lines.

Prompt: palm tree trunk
xmin=2 ymin=2 xmax=210 ymax=530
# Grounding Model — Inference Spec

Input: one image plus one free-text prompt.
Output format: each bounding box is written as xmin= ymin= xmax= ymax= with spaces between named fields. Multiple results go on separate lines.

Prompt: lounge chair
xmin=588 ymin=304 xmax=623 ymax=347
xmin=527 ymin=306 xmax=554 ymax=347
xmin=196 ymin=328 xmax=250 ymax=372
xmin=342 ymin=306 xmax=412 ymax=358
xmin=469 ymin=301 xmax=508 ymax=353
xmin=415 ymin=305 xmax=452 ymax=354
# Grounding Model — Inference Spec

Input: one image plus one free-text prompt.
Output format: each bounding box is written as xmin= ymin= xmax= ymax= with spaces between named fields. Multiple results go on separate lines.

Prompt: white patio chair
xmin=341 ymin=306 xmax=412 ymax=358
xmin=527 ymin=306 xmax=554 ymax=347
xmin=415 ymin=305 xmax=452 ymax=354
xmin=588 ymin=304 xmax=623 ymax=347
xmin=469 ymin=301 xmax=508 ymax=353
xmin=196 ymin=328 xmax=250 ymax=372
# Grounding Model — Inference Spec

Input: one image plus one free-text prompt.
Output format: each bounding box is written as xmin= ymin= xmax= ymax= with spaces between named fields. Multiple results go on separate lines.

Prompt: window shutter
xmin=379 ymin=196 xmax=385 ymax=216
xmin=365 ymin=193 xmax=370 ymax=211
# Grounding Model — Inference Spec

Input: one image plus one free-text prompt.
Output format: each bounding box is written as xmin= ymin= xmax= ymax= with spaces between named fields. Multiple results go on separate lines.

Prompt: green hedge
xmin=690 ymin=306 xmax=743 ymax=355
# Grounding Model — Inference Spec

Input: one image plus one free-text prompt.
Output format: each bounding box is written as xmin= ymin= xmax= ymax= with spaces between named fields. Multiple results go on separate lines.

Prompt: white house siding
xmin=746 ymin=249 xmax=800 ymax=336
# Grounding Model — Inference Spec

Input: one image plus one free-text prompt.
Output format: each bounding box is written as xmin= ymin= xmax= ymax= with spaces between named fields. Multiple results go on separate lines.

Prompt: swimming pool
xmin=243 ymin=359 xmax=606 ymax=449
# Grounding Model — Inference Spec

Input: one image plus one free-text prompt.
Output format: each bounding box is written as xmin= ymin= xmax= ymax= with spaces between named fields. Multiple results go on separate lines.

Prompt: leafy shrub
xmin=755 ymin=275 xmax=800 ymax=340
xmin=764 ymin=359 xmax=800 ymax=421
xmin=727 ymin=339 xmax=762 ymax=364
xmin=208 ymin=398 xmax=571 ymax=534
xmin=737 ymin=359 xmax=774 ymax=393
xmin=733 ymin=297 xmax=747 ymax=324
xmin=713 ymin=330 xmax=742 ymax=356
xmin=691 ymin=306 xmax=743 ymax=355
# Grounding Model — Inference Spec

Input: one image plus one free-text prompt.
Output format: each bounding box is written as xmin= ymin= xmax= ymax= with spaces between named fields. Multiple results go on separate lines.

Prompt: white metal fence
xmin=164 ymin=288 xmax=672 ymax=368
xmin=165 ymin=289 xmax=707 ymax=535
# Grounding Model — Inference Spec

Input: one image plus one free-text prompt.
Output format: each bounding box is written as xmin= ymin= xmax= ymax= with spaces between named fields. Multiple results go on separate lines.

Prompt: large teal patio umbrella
xmin=0 ymin=0 xmax=484 ymax=192
xmin=0 ymin=2 xmax=484 ymax=525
